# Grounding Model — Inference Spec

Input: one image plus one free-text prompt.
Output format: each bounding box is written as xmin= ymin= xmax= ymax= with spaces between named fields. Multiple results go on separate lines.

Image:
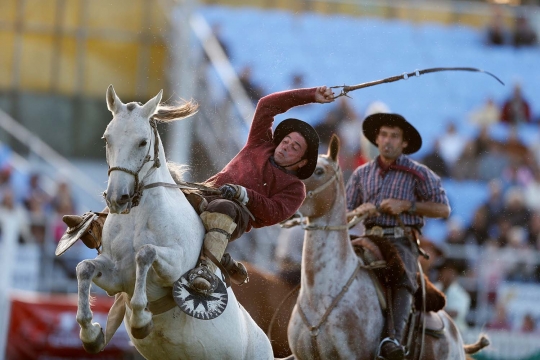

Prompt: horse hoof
xmin=82 ymin=329 xmax=105 ymax=354
xmin=131 ymin=320 xmax=154 ymax=339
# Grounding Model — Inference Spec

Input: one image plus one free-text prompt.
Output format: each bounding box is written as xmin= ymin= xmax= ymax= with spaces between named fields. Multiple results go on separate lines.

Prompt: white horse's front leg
xmin=130 ymin=244 xmax=158 ymax=339
xmin=76 ymin=257 xmax=117 ymax=353
xmin=130 ymin=244 xmax=185 ymax=339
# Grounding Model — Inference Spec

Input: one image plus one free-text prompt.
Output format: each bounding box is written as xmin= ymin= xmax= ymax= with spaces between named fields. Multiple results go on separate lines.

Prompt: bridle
xmin=105 ymin=117 xmax=161 ymax=211
xmin=281 ymin=160 xmax=364 ymax=231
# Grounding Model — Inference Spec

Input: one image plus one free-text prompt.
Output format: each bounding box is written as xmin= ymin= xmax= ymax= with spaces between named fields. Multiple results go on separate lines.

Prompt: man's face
xmin=375 ymin=125 xmax=408 ymax=161
xmin=274 ymin=131 xmax=308 ymax=170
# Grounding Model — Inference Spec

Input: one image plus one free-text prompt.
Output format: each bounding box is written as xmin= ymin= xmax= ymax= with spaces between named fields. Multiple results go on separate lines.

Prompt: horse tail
xmin=464 ymin=334 xmax=490 ymax=355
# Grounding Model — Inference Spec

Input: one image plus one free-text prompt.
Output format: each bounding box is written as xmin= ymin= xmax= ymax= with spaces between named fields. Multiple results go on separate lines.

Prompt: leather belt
xmin=364 ymin=226 xmax=412 ymax=238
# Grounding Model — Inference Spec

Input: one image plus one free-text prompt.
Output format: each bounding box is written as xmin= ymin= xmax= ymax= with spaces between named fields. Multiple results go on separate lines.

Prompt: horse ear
xmin=106 ymin=85 xmax=124 ymax=115
xmin=327 ymin=134 xmax=340 ymax=162
xmin=141 ymin=89 xmax=163 ymax=119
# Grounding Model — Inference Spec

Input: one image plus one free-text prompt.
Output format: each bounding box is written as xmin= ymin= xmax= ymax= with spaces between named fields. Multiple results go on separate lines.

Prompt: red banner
xmin=7 ymin=291 xmax=135 ymax=360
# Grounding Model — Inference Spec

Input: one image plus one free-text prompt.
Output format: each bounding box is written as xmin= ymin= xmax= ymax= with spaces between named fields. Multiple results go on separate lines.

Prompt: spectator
xmin=504 ymin=127 xmax=531 ymax=163
xmin=420 ymin=139 xmax=450 ymax=178
xmin=314 ymin=112 xmax=340 ymax=150
xmin=477 ymin=141 xmax=509 ymax=182
xmin=0 ymin=188 xmax=33 ymax=244
xmin=527 ymin=211 xmax=540 ymax=246
xmin=50 ymin=180 xmax=77 ymax=242
xmin=290 ymin=73 xmax=305 ymax=89
xmin=486 ymin=6 xmax=507 ymax=46
xmin=23 ymin=173 xmax=50 ymax=213
xmin=445 ymin=217 xmax=466 ymax=246
xmin=521 ymin=313 xmax=537 ymax=333
xmin=434 ymin=259 xmax=471 ymax=332
xmin=438 ymin=122 xmax=466 ymax=168
xmin=238 ymin=65 xmax=265 ymax=104
xmin=451 ymin=142 xmax=478 ymax=180
xmin=471 ymin=125 xmax=493 ymax=158
xmin=468 ymin=97 xmax=501 ymax=127
xmin=487 ymin=303 xmax=512 ymax=331
xmin=336 ymin=98 xmax=365 ymax=177
xmin=462 ymin=206 xmax=492 ymax=246
xmin=498 ymin=187 xmax=531 ymax=229
xmin=512 ymin=15 xmax=537 ymax=47
xmin=483 ymin=179 xmax=505 ymax=224
xmin=501 ymin=83 xmax=532 ymax=124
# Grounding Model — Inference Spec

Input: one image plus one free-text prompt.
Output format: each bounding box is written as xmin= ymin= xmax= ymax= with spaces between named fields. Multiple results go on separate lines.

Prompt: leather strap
xmin=203 ymin=248 xmax=231 ymax=288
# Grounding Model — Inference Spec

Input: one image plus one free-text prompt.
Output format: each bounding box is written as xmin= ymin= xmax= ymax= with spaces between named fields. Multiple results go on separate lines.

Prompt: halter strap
xmin=106 ymin=118 xmax=161 ymax=209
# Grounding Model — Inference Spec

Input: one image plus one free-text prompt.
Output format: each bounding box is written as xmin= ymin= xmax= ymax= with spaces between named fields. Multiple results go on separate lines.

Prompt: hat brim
xmin=55 ymin=213 xmax=97 ymax=256
xmin=362 ymin=113 xmax=422 ymax=154
xmin=274 ymin=118 xmax=320 ymax=180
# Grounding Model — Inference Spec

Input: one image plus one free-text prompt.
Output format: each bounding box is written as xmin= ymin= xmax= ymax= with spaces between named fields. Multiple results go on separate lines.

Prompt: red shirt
xmin=207 ymin=87 xmax=317 ymax=230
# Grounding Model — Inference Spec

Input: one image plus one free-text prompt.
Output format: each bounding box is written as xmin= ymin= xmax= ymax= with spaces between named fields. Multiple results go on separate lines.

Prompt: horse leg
xmin=130 ymin=244 xmax=184 ymax=339
xmin=76 ymin=257 xmax=119 ymax=353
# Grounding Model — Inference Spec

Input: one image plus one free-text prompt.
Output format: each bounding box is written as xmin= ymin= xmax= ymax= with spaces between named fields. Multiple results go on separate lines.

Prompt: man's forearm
xmin=414 ymin=201 xmax=450 ymax=219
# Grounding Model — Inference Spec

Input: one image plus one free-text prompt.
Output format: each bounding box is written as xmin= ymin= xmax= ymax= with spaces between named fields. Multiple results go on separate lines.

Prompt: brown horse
xmin=287 ymin=134 xmax=489 ymax=359
xmin=233 ymin=262 xmax=298 ymax=357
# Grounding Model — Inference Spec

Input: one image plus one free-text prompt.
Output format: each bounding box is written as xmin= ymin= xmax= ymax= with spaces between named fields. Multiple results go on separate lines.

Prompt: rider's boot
xmin=221 ymin=253 xmax=249 ymax=285
xmin=379 ymin=286 xmax=413 ymax=360
xmin=190 ymin=212 xmax=236 ymax=292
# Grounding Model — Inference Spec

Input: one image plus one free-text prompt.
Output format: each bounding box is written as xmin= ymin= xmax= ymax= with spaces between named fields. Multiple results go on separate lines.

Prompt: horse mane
xmin=166 ymin=161 xmax=217 ymax=194
xmin=152 ymin=100 xmax=199 ymax=123
xmin=167 ymin=161 xmax=189 ymax=183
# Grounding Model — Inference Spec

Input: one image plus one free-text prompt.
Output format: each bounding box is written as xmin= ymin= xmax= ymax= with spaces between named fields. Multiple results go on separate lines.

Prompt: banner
xmin=7 ymin=291 xmax=134 ymax=360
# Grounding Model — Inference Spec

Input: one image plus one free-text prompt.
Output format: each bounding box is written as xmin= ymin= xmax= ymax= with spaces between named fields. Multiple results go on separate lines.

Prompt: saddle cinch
xmin=351 ymin=235 xmax=447 ymax=360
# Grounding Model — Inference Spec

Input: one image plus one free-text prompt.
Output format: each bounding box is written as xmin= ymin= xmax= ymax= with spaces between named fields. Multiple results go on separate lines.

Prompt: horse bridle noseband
xmin=281 ymin=161 xmax=364 ymax=231
xmin=105 ymin=117 xmax=161 ymax=210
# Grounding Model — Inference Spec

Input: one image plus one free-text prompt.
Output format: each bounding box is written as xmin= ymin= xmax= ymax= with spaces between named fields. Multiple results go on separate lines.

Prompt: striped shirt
xmin=345 ymin=154 xmax=449 ymax=228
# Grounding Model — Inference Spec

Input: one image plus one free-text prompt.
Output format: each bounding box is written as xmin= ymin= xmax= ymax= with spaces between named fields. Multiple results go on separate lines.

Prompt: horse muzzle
xmin=105 ymin=190 xmax=134 ymax=214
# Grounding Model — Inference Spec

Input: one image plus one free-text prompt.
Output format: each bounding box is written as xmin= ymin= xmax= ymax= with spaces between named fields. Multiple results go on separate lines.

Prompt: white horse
xmin=287 ymin=134 xmax=488 ymax=360
xmin=75 ymin=85 xmax=273 ymax=359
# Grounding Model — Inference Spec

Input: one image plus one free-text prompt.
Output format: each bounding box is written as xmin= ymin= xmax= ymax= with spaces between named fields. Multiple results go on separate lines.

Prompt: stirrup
xmin=376 ymin=337 xmax=402 ymax=360
xmin=187 ymin=263 xmax=220 ymax=294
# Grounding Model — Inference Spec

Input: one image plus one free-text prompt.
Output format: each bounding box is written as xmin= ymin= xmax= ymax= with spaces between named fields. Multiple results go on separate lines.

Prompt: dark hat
xmin=362 ymin=113 xmax=422 ymax=154
xmin=274 ymin=118 xmax=319 ymax=180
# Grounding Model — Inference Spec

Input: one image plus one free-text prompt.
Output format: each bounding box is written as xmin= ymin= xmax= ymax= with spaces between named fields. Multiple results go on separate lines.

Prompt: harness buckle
xmin=394 ymin=227 xmax=404 ymax=238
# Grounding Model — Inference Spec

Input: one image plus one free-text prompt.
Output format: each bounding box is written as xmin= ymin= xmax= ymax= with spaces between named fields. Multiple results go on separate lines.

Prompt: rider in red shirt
xmin=190 ymin=86 xmax=334 ymax=293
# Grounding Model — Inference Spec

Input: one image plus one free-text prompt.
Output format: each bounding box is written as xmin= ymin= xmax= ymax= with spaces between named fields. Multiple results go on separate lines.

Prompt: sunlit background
xmin=1 ymin=0 xmax=540 ymax=358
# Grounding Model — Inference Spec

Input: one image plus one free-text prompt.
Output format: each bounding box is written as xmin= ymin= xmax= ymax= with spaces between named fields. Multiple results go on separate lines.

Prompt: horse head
xmin=300 ymin=134 xmax=344 ymax=220
xmin=103 ymin=85 xmax=163 ymax=213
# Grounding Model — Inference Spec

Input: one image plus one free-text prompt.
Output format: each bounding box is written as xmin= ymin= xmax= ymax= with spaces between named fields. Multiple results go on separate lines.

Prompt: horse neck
xmin=301 ymin=184 xmax=358 ymax=292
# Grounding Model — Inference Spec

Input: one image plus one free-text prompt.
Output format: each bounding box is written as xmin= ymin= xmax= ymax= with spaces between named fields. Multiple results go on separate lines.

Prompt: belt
xmin=364 ymin=226 xmax=413 ymax=238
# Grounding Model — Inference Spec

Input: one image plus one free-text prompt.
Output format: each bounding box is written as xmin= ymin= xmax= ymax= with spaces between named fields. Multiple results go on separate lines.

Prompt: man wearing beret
xmin=346 ymin=113 xmax=451 ymax=360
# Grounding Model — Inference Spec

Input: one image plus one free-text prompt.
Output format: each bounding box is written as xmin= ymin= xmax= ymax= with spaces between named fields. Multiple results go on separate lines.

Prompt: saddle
xmin=351 ymin=235 xmax=447 ymax=359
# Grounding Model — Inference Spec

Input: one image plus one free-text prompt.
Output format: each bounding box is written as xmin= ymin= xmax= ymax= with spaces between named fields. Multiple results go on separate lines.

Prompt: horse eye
xmin=314 ymin=168 xmax=324 ymax=176
xmin=139 ymin=140 xmax=148 ymax=147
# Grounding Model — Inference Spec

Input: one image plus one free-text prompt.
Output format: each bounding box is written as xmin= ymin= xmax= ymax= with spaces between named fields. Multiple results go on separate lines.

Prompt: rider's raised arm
xmin=245 ymin=182 xmax=306 ymax=228
xmin=246 ymin=87 xmax=318 ymax=145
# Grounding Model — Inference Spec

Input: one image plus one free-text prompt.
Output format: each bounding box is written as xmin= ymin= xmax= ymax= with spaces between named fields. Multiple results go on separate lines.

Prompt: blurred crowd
xmin=0 ymin=158 xmax=79 ymax=278
xmin=486 ymin=6 xmax=537 ymax=48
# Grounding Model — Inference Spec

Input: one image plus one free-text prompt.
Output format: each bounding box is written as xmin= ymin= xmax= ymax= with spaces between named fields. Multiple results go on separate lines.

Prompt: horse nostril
xmin=118 ymin=194 xmax=131 ymax=204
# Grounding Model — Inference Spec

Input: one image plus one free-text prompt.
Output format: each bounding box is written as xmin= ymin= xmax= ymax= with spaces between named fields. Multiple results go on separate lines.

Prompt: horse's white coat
xmin=75 ymin=86 xmax=273 ymax=360
xmin=287 ymin=136 xmax=468 ymax=360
